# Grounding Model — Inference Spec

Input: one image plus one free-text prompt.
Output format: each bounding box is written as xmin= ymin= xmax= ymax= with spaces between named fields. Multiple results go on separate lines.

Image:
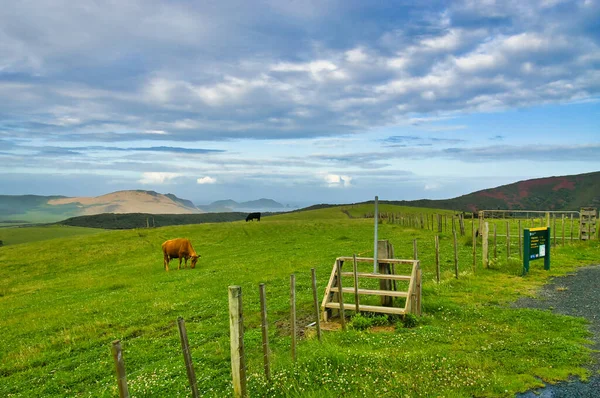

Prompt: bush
xmin=396 ymin=313 xmax=419 ymax=330
xmin=350 ymin=314 xmax=373 ymax=330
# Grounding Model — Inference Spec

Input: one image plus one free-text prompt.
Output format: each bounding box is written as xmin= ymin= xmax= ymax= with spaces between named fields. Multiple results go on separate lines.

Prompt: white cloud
xmin=197 ymin=176 xmax=217 ymax=184
xmin=322 ymin=173 xmax=353 ymax=188
xmin=139 ymin=172 xmax=181 ymax=184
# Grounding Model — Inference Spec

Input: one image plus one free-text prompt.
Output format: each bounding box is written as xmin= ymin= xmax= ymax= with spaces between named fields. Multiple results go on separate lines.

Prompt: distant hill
xmin=0 ymin=190 xmax=200 ymax=223
xmin=384 ymin=171 xmax=600 ymax=212
xmin=197 ymin=198 xmax=285 ymax=212
xmin=60 ymin=212 xmax=251 ymax=229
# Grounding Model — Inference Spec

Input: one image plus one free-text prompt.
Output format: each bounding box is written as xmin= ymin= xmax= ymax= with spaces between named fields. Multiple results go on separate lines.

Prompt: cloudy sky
xmin=1 ymin=0 xmax=598 ymax=206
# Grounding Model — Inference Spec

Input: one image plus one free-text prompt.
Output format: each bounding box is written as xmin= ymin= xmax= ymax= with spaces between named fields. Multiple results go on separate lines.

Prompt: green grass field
xmin=0 ymin=205 xmax=598 ymax=397
xmin=0 ymin=225 xmax=104 ymax=246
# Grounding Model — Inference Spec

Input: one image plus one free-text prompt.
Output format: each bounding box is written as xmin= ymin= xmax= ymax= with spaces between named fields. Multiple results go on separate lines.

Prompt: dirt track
xmin=514 ymin=265 xmax=600 ymax=397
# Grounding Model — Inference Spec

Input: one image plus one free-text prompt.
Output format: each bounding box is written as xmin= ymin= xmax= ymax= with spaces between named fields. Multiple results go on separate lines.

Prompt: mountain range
xmin=0 ymin=171 xmax=598 ymax=224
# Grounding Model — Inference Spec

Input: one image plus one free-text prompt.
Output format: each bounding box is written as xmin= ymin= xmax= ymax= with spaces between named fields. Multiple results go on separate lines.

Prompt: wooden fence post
xmin=506 ymin=221 xmax=511 ymax=259
xmin=553 ymin=215 xmax=557 ymax=246
xmin=413 ymin=239 xmax=418 ymax=260
xmin=336 ymin=260 xmax=347 ymax=331
xmin=562 ymin=214 xmax=565 ymax=246
xmin=352 ymin=255 xmax=360 ymax=313
xmin=310 ymin=269 xmax=322 ymax=342
xmin=259 ymin=283 xmax=271 ymax=379
xmin=482 ymin=222 xmax=489 ymax=268
xmin=228 ymin=286 xmax=247 ymax=398
xmin=111 ymin=340 xmax=130 ymax=398
xmin=435 ymin=235 xmax=440 ymax=283
xmin=453 ymin=231 xmax=459 ymax=278
xmin=571 ymin=214 xmax=574 ymax=243
xmin=290 ymin=274 xmax=297 ymax=361
xmin=494 ymin=223 xmax=497 ymax=259
xmin=472 ymin=221 xmax=476 ymax=273
xmin=178 ymin=318 xmax=199 ymax=398
xmin=518 ymin=220 xmax=522 ymax=260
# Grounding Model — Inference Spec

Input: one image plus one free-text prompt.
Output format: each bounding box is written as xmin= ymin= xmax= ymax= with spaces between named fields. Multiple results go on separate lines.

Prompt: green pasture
xmin=0 ymin=204 xmax=599 ymax=397
xmin=0 ymin=225 xmax=104 ymax=246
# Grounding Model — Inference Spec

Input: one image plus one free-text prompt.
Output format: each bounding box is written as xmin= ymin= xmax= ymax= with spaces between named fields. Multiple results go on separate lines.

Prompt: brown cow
xmin=161 ymin=238 xmax=200 ymax=271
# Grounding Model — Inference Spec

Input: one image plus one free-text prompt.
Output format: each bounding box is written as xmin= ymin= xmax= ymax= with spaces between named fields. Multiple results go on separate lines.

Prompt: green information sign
xmin=523 ymin=227 xmax=550 ymax=275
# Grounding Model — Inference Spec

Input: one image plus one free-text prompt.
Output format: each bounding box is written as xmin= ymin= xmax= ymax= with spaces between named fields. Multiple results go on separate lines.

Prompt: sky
xmin=0 ymin=0 xmax=599 ymax=207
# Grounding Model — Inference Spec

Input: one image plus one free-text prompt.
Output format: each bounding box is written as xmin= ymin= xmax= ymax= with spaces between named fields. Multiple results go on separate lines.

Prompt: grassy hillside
xmin=0 ymin=225 xmax=104 ymax=246
xmin=1 ymin=204 xmax=598 ymax=397
xmin=386 ymin=171 xmax=600 ymax=212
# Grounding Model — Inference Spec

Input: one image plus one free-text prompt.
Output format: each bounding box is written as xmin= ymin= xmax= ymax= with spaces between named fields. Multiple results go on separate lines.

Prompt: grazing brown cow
xmin=161 ymin=238 xmax=200 ymax=271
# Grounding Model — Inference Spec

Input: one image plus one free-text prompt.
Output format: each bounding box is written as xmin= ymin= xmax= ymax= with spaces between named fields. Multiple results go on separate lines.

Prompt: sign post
xmin=523 ymin=227 xmax=551 ymax=275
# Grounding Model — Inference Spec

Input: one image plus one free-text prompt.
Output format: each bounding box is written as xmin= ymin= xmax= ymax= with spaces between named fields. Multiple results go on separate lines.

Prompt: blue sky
xmin=0 ymin=0 xmax=598 ymax=207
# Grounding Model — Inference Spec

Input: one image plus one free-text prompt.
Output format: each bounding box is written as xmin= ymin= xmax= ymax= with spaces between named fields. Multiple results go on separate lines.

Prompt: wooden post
xmin=562 ymin=214 xmax=565 ymax=246
xmin=290 ymin=274 xmax=297 ymax=361
xmin=546 ymin=212 xmax=550 ymax=227
xmin=452 ymin=216 xmax=456 ymax=233
xmin=378 ymin=240 xmax=393 ymax=306
xmin=506 ymin=221 xmax=510 ymax=260
xmin=310 ymin=269 xmax=322 ymax=342
xmin=553 ymin=215 xmax=557 ymax=246
xmin=336 ymin=260 xmax=346 ymax=331
xmin=352 ymin=255 xmax=360 ymax=313
xmin=259 ymin=284 xmax=271 ymax=379
xmin=111 ymin=340 xmax=130 ymax=398
xmin=494 ymin=223 xmax=497 ymax=259
xmin=435 ymin=235 xmax=440 ymax=283
xmin=472 ymin=220 xmax=476 ymax=272
xmin=570 ymin=214 xmax=574 ymax=242
xmin=413 ymin=239 xmax=418 ymax=260
xmin=438 ymin=214 xmax=442 ymax=233
xmin=459 ymin=213 xmax=465 ymax=236
xmin=518 ymin=220 xmax=522 ymax=260
xmin=228 ymin=286 xmax=247 ymax=398
xmin=178 ymin=317 xmax=199 ymax=398
xmin=373 ymin=196 xmax=379 ymax=273
xmin=482 ymin=222 xmax=489 ymax=268
xmin=453 ymin=231 xmax=459 ymax=278
xmin=445 ymin=215 xmax=447 ymax=233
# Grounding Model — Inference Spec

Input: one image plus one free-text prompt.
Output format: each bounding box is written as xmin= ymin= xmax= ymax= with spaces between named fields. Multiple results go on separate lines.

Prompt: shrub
xmin=396 ymin=313 xmax=419 ymax=330
xmin=350 ymin=314 xmax=373 ymax=330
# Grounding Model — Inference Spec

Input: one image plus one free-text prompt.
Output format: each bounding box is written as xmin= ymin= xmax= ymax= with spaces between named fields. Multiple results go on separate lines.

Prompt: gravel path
xmin=513 ymin=265 xmax=600 ymax=397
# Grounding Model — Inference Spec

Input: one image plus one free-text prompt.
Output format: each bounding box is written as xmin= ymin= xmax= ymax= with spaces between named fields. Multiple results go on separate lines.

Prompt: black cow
xmin=246 ymin=212 xmax=261 ymax=222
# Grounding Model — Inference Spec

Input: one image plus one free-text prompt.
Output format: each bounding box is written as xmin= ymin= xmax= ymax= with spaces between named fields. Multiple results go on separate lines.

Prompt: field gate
xmin=580 ymin=207 xmax=597 ymax=240
xmin=321 ymin=241 xmax=422 ymax=321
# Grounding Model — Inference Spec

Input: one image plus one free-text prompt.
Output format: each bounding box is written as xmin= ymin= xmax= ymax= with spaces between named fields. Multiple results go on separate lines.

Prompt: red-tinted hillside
xmin=385 ymin=171 xmax=600 ymax=212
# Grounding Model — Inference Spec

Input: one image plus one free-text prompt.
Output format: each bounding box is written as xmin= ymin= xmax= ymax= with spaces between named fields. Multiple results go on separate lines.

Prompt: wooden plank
xmin=329 ymin=287 xmax=409 ymax=297
xmin=338 ymin=256 xmax=417 ymax=265
xmin=352 ymin=254 xmax=359 ymax=313
xmin=320 ymin=260 xmax=339 ymax=321
xmin=339 ymin=272 xmax=411 ymax=281
xmin=324 ymin=302 xmax=406 ymax=315
xmin=336 ymin=260 xmax=346 ymax=331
